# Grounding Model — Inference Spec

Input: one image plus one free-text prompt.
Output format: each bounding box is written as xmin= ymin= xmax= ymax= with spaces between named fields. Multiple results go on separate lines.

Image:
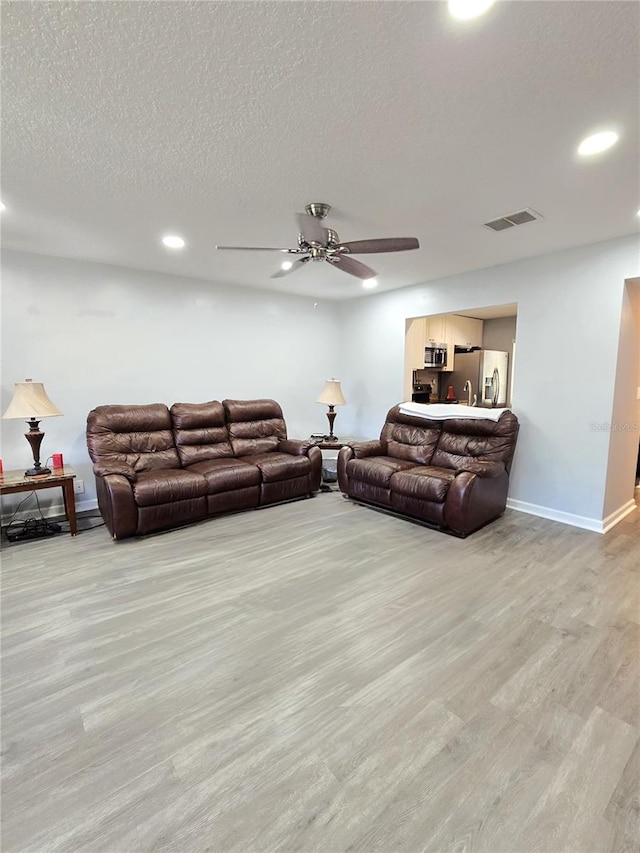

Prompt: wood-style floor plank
xmin=1 ymin=493 xmax=639 ymax=852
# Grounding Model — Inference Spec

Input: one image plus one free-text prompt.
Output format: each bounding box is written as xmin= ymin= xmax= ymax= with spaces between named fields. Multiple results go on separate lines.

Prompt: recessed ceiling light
xmin=577 ymin=131 xmax=619 ymax=156
xmin=281 ymin=260 xmax=293 ymax=271
xmin=0 ymin=201 xmax=6 ymax=212
xmin=637 ymin=208 xmax=640 ymax=218
xmin=362 ymin=278 xmax=378 ymax=290
xmin=162 ymin=234 xmax=185 ymax=249
xmin=448 ymin=0 xmax=495 ymax=20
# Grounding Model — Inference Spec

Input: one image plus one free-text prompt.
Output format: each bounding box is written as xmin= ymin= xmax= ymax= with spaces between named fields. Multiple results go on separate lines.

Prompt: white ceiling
xmin=2 ymin=1 xmax=639 ymax=301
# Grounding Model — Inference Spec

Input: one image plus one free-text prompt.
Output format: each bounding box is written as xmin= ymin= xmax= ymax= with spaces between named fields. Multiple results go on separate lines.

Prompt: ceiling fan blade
xmin=270 ymin=257 xmax=310 ymax=278
xmin=296 ymin=213 xmax=327 ymax=245
xmin=216 ymin=245 xmax=295 ymax=252
xmin=339 ymin=237 xmax=420 ymax=254
xmin=330 ymin=255 xmax=377 ymax=280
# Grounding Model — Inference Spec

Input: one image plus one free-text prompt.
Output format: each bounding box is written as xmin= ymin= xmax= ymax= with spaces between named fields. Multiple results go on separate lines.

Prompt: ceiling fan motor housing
xmin=305 ymin=202 xmax=331 ymax=219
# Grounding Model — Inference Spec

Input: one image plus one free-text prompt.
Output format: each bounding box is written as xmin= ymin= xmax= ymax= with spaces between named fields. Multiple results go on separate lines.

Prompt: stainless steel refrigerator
xmin=449 ymin=350 xmax=509 ymax=407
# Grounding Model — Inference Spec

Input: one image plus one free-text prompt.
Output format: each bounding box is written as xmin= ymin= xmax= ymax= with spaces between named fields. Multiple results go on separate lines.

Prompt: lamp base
xmin=25 ymin=465 xmax=51 ymax=477
xmin=23 ymin=420 xmax=50 ymax=477
xmin=325 ymin=407 xmax=338 ymax=442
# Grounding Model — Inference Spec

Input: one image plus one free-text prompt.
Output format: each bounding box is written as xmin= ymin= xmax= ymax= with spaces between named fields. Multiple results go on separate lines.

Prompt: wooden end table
xmin=310 ymin=438 xmax=357 ymax=451
xmin=0 ymin=466 xmax=78 ymax=536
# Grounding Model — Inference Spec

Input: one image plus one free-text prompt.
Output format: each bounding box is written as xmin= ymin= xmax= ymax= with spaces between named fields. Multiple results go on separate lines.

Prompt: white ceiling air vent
xmin=484 ymin=208 xmax=542 ymax=232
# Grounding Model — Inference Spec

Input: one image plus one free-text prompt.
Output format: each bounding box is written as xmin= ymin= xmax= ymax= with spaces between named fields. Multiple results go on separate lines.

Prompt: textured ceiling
xmin=2 ymin=1 xmax=639 ymax=300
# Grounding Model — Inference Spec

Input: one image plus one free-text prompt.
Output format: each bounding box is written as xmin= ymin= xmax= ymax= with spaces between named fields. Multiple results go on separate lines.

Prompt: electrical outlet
xmin=74 ymin=479 xmax=85 ymax=495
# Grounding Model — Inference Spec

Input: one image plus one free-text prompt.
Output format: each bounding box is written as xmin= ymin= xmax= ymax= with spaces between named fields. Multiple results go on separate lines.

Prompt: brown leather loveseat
xmin=338 ymin=404 xmax=519 ymax=537
xmin=86 ymin=398 xmax=322 ymax=540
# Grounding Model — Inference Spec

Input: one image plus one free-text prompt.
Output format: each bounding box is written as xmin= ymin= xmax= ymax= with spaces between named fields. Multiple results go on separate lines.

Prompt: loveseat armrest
xmin=337 ymin=440 xmax=384 ymax=494
xmin=444 ymin=468 xmax=510 ymax=536
xmin=350 ymin=440 xmax=385 ymax=459
xmin=277 ymin=438 xmax=315 ymax=456
xmin=93 ymin=459 xmax=137 ymax=482
xmin=455 ymin=460 xmax=505 ymax=479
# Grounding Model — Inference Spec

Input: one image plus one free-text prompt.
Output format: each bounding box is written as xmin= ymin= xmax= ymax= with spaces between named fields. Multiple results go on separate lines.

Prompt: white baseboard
xmin=1 ymin=497 xmax=99 ymax=526
xmin=506 ymin=497 xmax=637 ymax=534
xmin=601 ymin=499 xmax=637 ymax=533
xmin=4 ymin=493 xmax=636 ymax=535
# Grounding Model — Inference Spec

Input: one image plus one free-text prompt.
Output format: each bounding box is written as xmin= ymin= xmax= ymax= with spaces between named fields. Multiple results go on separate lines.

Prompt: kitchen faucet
xmin=463 ymin=379 xmax=475 ymax=406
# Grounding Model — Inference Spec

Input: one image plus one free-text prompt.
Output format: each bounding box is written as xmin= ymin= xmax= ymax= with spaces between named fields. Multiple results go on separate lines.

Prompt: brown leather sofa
xmin=86 ymin=399 xmax=322 ymax=540
xmin=337 ymin=404 xmax=519 ymax=537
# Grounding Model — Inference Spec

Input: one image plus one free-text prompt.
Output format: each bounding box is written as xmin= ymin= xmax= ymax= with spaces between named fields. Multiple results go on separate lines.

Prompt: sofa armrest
xmin=455 ymin=460 xmax=505 ymax=479
xmin=93 ymin=472 xmax=138 ymax=539
xmin=275 ymin=439 xmax=322 ymax=491
xmin=93 ymin=460 xmax=137 ymax=482
xmin=350 ymin=440 xmax=385 ymax=459
xmin=277 ymin=438 xmax=315 ymax=456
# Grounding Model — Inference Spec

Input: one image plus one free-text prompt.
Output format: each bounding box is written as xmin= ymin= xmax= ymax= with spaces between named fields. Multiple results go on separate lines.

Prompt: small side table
xmin=310 ymin=438 xmax=359 ymax=490
xmin=310 ymin=437 xmax=357 ymax=451
xmin=0 ymin=466 xmax=78 ymax=536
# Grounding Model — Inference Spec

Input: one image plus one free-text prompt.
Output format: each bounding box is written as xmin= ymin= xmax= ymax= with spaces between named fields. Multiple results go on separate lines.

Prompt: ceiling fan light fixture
xmin=162 ymin=234 xmax=185 ymax=249
xmin=577 ymin=130 xmax=619 ymax=156
xmin=448 ymin=0 xmax=495 ymax=20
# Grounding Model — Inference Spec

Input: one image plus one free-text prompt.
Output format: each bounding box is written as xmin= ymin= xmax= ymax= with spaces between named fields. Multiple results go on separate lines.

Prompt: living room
xmin=1 ymin=2 xmax=639 ymax=851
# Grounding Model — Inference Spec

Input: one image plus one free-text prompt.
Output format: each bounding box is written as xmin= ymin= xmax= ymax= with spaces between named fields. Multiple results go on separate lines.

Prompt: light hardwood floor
xmin=1 ymin=493 xmax=638 ymax=853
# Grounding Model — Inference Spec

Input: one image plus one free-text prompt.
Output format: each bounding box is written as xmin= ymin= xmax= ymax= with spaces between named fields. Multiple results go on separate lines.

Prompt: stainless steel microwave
xmin=424 ymin=343 xmax=447 ymax=368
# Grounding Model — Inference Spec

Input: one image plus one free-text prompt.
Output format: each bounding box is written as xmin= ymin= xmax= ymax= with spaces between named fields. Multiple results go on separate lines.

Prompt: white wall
xmin=3 ymin=236 xmax=639 ymax=530
xmin=337 ymin=234 xmax=640 ymax=529
xmin=1 ymin=250 xmax=342 ymax=516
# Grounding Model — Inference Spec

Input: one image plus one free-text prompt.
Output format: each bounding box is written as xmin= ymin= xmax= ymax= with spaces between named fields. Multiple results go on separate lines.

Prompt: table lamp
xmin=316 ymin=378 xmax=346 ymax=442
xmin=2 ymin=379 xmax=62 ymax=476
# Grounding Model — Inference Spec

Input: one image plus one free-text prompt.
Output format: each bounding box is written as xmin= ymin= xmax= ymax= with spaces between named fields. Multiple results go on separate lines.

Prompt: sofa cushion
xmin=87 ymin=404 xmax=181 ymax=472
xmin=132 ymin=469 xmax=208 ymax=507
xmin=240 ymin=452 xmax=311 ymax=483
xmin=170 ymin=401 xmax=234 ymax=466
xmin=223 ymin=398 xmax=287 ymax=457
xmin=390 ymin=466 xmax=456 ymax=503
xmin=186 ymin=458 xmax=261 ymax=493
xmin=347 ymin=456 xmax=416 ymax=489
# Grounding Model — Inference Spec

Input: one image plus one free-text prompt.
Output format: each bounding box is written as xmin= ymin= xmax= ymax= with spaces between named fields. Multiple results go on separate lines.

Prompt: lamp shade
xmin=316 ymin=378 xmax=346 ymax=407
xmin=2 ymin=380 xmax=62 ymax=419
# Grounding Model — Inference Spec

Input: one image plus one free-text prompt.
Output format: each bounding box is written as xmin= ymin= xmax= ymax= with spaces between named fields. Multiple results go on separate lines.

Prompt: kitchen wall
xmin=0 ymin=249 xmax=342 ymax=517
xmin=482 ymin=315 xmax=517 ymax=357
xmin=338 ymin=234 xmax=639 ymax=531
xmin=482 ymin=315 xmax=517 ymax=407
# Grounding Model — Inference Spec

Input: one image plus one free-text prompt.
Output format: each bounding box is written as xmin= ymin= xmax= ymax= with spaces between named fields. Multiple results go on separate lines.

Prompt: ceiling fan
xmin=216 ymin=203 xmax=420 ymax=280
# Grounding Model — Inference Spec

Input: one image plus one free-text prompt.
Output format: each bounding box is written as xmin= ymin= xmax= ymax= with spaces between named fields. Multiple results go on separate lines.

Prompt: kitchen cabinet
xmin=448 ymin=315 xmax=483 ymax=349
xmin=424 ymin=315 xmax=447 ymax=346
xmin=425 ymin=315 xmax=453 ymax=370
xmin=444 ymin=315 xmax=483 ymax=371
